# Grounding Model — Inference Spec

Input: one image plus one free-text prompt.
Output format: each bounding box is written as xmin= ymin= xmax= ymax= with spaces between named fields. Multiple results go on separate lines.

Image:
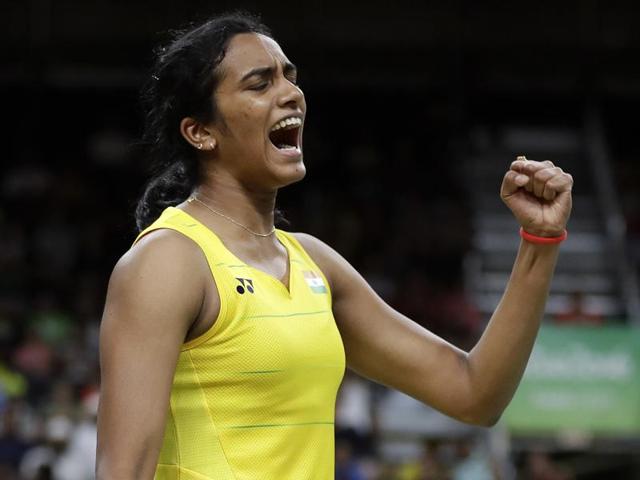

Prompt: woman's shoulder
xmin=102 ymin=228 xmax=210 ymax=338
xmin=128 ymin=227 xmax=204 ymax=269
xmin=111 ymin=228 xmax=209 ymax=297
xmin=290 ymin=232 xmax=332 ymax=261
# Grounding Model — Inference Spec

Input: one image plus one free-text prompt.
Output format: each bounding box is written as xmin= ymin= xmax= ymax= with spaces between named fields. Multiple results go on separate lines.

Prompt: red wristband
xmin=519 ymin=227 xmax=567 ymax=244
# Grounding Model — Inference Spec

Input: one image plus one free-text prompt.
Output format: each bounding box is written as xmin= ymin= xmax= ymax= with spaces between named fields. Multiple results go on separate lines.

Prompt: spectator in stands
xmin=19 ymin=414 xmax=73 ymax=480
xmin=522 ymin=450 xmax=574 ymax=480
xmin=335 ymin=438 xmax=367 ymax=480
xmin=554 ymin=290 xmax=603 ymax=326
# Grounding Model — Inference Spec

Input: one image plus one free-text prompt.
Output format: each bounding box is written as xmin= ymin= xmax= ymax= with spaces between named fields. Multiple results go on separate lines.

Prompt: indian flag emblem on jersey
xmin=303 ymin=270 xmax=328 ymax=294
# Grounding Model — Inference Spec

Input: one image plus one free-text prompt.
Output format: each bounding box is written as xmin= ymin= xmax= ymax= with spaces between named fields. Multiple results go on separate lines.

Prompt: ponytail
xmin=135 ymin=161 xmax=197 ymax=232
xmin=134 ymin=12 xmax=271 ymax=231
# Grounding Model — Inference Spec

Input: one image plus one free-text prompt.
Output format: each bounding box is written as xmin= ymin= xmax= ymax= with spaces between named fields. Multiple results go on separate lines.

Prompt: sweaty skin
xmin=96 ymin=32 xmax=573 ymax=480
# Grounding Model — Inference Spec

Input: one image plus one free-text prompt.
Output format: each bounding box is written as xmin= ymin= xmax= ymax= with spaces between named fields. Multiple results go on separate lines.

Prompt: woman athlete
xmin=96 ymin=13 xmax=573 ymax=480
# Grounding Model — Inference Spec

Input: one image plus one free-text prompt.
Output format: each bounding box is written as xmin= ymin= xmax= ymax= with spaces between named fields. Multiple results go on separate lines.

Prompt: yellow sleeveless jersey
xmin=133 ymin=207 xmax=346 ymax=480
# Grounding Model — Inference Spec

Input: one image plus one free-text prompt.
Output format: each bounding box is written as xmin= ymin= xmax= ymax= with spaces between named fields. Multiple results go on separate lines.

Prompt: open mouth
xmin=269 ymin=116 xmax=302 ymax=151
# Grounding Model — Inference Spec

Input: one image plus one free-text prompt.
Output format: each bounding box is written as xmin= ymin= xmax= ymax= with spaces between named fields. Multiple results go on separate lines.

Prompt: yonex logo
xmin=235 ymin=278 xmax=255 ymax=294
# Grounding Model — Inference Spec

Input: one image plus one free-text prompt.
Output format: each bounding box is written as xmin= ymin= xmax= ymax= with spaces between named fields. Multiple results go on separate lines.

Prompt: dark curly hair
xmin=135 ymin=12 xmax=271 ymax=231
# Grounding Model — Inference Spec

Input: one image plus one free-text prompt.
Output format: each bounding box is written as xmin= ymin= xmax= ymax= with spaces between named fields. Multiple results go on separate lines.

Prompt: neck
xmin=193 ymin=172 xmax=277 ymax=236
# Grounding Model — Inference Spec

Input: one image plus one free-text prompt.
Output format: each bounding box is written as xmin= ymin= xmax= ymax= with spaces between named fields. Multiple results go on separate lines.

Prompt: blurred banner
xmin=504 ymin=325 xmax=640 ymax=435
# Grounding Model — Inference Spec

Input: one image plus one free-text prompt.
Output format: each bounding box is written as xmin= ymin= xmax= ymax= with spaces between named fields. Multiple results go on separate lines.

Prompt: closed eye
xmin=242 ymin=62 xmax=298 ymax=91
xmin=249 ymin=80 xmax=270 ymax=91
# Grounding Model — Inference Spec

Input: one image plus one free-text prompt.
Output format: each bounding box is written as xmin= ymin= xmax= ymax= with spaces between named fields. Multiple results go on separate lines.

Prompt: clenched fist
xmin=501 ymin=156 xmax=573 ymax=237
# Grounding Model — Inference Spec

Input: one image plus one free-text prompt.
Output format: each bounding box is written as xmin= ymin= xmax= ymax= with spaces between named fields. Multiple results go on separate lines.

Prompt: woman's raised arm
xmin=297 ymin=158 xmax=573 ymax=426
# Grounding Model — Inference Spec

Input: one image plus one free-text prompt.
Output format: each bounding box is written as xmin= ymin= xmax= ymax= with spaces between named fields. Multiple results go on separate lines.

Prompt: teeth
xmin=276 ymin=143 xmax=298 ymax=150
xmin=270 ymin=116 xmax=302 ymax=132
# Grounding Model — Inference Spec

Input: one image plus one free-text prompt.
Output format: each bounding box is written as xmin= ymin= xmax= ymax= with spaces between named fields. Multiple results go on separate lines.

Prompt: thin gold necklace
xmin=187 ymin=195 xmax=276 ymax=237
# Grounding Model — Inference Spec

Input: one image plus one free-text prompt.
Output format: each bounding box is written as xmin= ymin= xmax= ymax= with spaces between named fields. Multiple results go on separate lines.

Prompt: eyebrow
xmin=240 ymin=62 xmax=297 ymax=82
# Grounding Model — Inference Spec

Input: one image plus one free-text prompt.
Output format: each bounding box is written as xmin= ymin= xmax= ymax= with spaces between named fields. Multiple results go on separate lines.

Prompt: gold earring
xmin=209 ymin=142 xmax=215 ymax=150
xmin=197 ymin=143 xmax=202 ymax=149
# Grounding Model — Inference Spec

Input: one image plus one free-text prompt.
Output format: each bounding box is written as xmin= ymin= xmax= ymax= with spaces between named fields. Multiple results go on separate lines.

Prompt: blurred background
xmin=1 ymin=0 xmax=640 ymax=478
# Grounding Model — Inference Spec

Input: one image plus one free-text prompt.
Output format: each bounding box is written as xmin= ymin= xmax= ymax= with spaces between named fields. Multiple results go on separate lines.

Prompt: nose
xmin=277 ymin=78 xmax=304 ymax=110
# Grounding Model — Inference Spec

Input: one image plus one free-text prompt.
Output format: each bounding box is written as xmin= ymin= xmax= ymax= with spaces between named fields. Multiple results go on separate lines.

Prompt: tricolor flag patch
xmin=303 ymin=270 xmax=328 ymax=294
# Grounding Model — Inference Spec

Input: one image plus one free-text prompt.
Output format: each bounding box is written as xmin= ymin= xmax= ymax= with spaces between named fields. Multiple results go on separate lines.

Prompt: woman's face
xmin=209 ymin=33 xmax=306 ymax=190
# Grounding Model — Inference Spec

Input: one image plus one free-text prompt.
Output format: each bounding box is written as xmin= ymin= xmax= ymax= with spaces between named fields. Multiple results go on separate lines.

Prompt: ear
xmin=180 ymin=117 xmax=217 ymax=151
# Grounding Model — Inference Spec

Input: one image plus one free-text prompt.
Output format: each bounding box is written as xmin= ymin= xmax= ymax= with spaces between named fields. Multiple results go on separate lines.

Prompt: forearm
xmin=466 ymin=239 xmax=560 ymax=424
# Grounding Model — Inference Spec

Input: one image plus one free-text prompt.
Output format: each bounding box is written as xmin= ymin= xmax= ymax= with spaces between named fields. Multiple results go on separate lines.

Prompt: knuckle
xmin=537 ymin=167 xmax=563 ymax=181
xmin=534 ymin=168 xmax=552 ymax=180
xmin=525 ymin=161 xmax=539 ymax=170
